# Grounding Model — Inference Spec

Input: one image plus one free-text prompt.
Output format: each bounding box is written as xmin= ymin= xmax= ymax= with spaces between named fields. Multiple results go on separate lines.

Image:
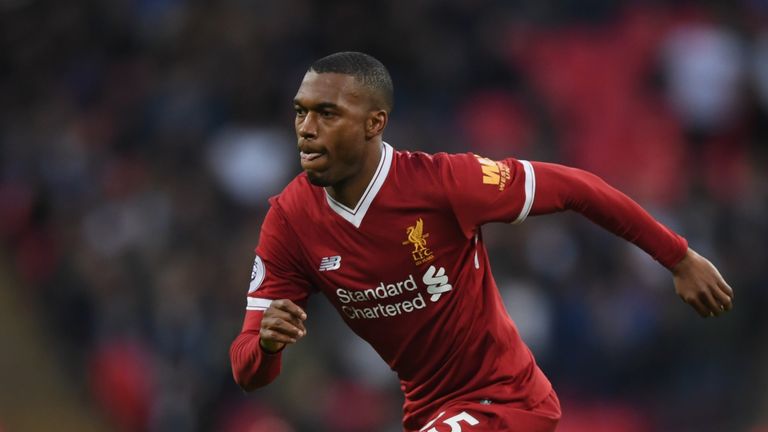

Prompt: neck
xmin=327 ymin=139 xmax=383 ymax=208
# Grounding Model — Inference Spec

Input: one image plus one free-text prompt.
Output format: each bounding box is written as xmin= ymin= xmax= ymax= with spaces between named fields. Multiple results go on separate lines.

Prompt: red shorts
xmin=412 ymin=390 xmax=561 ymax=432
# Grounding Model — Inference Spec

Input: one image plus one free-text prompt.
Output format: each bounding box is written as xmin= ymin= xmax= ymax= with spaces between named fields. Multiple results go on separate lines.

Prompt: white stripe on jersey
xmin=246 ymin=297 xmax=273 ymax=311
xmin=513 ymin=160 xmax=536 ymax=224
xmin=325 ymin=142 xmax=393 ymax=228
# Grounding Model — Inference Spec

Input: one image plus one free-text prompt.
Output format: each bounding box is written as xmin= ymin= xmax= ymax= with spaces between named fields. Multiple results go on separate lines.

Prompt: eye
xmin=294 ymin=107 xmax=307 ymax=117
xmin=320 ymin=110 xmax=336 ymax=119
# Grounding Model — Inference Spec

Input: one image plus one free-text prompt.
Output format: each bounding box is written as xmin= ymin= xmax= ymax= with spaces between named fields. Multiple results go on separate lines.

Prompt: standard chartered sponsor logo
xmin=338 ymin=267 xmax=452 ymax=320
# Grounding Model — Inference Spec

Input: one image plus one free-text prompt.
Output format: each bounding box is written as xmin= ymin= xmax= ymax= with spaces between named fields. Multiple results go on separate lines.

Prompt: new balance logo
xmin=319 ymin=256 xmax=342 ymax=271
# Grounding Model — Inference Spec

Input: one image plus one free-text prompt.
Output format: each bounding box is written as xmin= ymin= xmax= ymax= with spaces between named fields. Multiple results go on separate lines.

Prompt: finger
xmin=683 ymin=296 xmax=710 ymax=318
xmin=261 ymin=317 xmax=305 ymax=339
xmin=271 ymin=299 xmax=308 ymax=321
xmin=717 ymin=280 xmax=734 ymax=300
xmin=698 ymin=289 xmax=722 ymax=317
xmin=260 ymin=327 xmax=300 ymax=345
xmin=265 ymin=308 xmax=307 ymax=334
xmin=711 ymin=285 xmax=733 ymax=312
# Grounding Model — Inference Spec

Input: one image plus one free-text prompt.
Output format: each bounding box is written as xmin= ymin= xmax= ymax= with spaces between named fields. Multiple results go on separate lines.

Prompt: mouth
xmin=299 ymin=149 xmax=328 ymax=170
xmin=300 ymin=151 xmax=323 ymax=162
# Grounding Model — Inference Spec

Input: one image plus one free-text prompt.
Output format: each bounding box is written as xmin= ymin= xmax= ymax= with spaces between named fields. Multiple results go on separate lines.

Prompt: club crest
xmin=402 ymin=218 xmax=435 ymax=266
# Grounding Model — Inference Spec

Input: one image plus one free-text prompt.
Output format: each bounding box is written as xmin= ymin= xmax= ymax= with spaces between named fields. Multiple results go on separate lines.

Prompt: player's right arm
xmin=230 ymin=300 xmax=307 ymax=391
xmin=229 ymin=205 xmax=313 ymax=391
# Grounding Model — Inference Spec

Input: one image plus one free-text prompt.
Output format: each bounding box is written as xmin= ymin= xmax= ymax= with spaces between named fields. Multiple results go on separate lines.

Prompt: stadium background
xmin=1 ymin=0 xmax=767 ymax=431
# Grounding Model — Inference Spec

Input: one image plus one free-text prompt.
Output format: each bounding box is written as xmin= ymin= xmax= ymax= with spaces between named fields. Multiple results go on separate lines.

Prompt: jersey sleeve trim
xmin=246 ymin=297 xmax=273 ymax=311
xmin=512 ymin=160 xmax=536 ymax=224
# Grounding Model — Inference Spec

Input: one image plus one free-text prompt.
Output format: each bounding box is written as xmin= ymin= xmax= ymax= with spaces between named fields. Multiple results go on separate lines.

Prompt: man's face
xmin=293 ymin=72 xmax=371 ymax=187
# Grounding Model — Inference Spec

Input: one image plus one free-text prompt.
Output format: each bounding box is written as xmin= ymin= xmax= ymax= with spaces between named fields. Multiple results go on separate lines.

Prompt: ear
xmin=365 ymin=110 xmax=388 ymax=140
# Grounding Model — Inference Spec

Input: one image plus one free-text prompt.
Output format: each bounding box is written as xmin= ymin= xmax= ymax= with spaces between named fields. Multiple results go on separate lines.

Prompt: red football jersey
xmin=245 ymin=143 xmax=553 ymax=429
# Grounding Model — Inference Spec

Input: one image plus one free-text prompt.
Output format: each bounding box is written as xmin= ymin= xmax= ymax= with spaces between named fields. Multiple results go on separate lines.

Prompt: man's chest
xmin=293 ymin=204 xmax=471 ymax=320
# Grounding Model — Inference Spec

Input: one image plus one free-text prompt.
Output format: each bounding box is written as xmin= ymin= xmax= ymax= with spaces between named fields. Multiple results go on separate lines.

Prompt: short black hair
xmin=309 ymin=51 xmax=394 ymax=112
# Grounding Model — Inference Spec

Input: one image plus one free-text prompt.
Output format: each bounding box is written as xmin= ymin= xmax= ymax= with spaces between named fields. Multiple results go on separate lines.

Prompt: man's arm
xmin=230 ymin=300 xmax=307 ymax=391
xmin=231 ymin=202 xmax=313 ymax=390
xmin=530 ymin=162 xmax=733 ymax=317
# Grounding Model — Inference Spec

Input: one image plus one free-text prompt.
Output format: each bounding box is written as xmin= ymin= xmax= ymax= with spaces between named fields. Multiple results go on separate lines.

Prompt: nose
xmin=297 ymin=112 xmax=318 ymax=139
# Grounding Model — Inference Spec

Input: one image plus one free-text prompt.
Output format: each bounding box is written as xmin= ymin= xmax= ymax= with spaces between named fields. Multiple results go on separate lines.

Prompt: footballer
xmin=230 ymin=52 xmax=733 ymax=432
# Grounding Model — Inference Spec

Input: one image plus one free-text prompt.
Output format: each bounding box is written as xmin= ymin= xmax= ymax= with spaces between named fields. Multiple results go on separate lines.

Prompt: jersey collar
xmin=325 ymin=142 xmax=393 ymax=228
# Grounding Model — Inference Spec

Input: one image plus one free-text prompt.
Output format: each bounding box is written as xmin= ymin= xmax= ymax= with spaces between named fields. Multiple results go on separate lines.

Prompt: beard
xmin=306 ymin=170 xmax=332 ymax=187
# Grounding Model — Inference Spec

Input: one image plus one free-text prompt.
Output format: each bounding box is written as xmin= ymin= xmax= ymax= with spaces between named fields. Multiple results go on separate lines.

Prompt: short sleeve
xmin=436 ymin=153 xmax=536 ymax=237
xmin=245 ymin=205 xmax=313 ymax=312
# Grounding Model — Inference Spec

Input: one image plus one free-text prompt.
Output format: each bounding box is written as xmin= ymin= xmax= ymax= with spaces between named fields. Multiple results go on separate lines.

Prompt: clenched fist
xmin=259 ymin=299 xmax=308 ymax=353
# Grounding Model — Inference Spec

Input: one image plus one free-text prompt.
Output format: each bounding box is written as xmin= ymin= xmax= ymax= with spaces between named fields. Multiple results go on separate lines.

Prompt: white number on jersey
xmin=420 ymin=411 xmax=480 ymax=432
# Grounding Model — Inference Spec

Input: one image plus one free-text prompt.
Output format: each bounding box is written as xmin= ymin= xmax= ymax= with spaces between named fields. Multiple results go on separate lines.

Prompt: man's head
xmin=293 ymin=52 xmax=393 ymax=189
xmin=308 ymin=52 xmax=394 ymax=113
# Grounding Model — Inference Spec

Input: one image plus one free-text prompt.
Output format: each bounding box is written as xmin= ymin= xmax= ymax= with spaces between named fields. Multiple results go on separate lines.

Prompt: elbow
xmin=231 ymin=359 xmax=256 ymax=392
xmin=233 ymin=371 xmax=260 ymax=392
xmin=232 ymin=366 xmax=278 ymax=392
xmin=230 ymin=342 xmax=259 ymax=392
xmin=229 ymin=333 xmax=279 ymax=391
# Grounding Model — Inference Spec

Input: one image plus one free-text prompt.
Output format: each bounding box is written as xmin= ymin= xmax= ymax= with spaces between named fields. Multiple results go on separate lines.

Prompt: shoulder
xmin=268 ymin=172 xmax=323 ymax=218
xmin=392 ymin=149 xmax=485 ymax=179
xmin=260 ymin=173 xmax=320 ymax=250
xmin=393 ymin=149 xmax=480 ymax=174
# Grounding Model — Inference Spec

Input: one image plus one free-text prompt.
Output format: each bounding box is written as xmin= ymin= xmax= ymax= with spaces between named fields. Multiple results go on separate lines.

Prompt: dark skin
xmin=294 ymin=72 xmax=387 ymax=206
xmin=260 ymin=72 xmax=387 ymax=353
xmin=259 ymin=72 xmax=734 ymax=354
xmin=672 ymin=248 xmax=734 ymax=317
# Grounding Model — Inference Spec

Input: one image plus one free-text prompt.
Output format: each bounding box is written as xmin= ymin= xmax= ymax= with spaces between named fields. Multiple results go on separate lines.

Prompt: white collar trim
xmin=325 ymin=142 xmax=393 ymax=228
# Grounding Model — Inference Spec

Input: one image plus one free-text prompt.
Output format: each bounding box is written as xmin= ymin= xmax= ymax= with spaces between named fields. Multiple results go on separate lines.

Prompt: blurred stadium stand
xmin=1 ymin=0 xmax=767 ymax=431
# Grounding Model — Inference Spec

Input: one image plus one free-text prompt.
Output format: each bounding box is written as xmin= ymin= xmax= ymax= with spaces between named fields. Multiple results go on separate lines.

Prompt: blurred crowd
xmin=1 ymin=0 xmax=767 ymax=431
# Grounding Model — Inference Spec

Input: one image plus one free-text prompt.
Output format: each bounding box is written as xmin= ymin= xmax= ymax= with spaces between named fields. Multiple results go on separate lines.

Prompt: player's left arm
xmin=530 ymin=161 xmax=733 ymax=317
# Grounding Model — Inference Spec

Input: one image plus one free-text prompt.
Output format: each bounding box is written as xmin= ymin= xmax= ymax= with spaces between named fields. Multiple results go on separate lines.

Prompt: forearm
xmin=230 ymin=327 xmax=283 ymax=391
xmin=530 ymin=162 xmax=688 ymax=269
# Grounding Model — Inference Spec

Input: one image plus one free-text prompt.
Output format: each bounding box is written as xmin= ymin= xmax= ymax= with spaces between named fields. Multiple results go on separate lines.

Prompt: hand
xmin=259 ymin=299 xmax=308 ymax=353
xmin=671 ymin=248 xmax=734 ymax=318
